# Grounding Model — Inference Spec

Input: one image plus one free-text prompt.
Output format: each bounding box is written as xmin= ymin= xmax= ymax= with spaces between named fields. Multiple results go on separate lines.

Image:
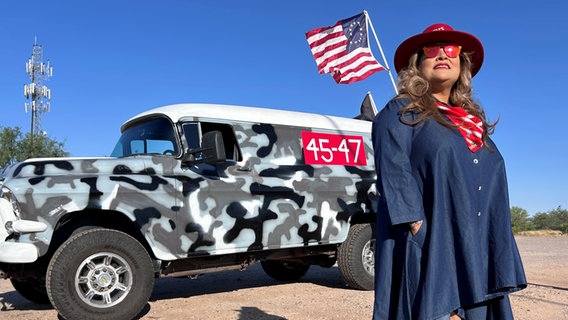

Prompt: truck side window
xmin=182 ymin=122 xmax=241 ymax=161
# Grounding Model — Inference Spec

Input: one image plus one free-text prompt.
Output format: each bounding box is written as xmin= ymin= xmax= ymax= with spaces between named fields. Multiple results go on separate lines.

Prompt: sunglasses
xmin=422 ymin=44 xmax=462 ymax=58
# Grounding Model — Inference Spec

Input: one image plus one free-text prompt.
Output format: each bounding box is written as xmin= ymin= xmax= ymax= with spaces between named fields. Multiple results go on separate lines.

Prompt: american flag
xmin=305 ymin=12 xmax=385 ymax=84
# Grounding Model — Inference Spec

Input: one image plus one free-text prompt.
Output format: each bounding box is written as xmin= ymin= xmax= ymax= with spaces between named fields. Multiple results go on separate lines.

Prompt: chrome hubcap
xmin=75 ymin=252 xmax=133 ymax=308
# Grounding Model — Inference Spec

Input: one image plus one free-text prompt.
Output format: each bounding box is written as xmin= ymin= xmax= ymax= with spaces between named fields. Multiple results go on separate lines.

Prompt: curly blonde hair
xmin=396 ymin=51 xmax=496 ymax=146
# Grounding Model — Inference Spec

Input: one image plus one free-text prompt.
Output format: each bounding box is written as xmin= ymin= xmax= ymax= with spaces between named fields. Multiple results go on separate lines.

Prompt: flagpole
xmin=364 ymin=10 xmax=398 ymax=95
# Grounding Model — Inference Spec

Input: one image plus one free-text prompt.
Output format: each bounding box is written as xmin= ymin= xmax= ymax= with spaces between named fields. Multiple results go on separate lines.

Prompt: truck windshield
xmin=111 ymin=117 xmax=179 ymax=157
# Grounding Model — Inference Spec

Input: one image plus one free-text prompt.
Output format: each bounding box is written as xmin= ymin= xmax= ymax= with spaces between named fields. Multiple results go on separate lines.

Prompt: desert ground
xmin=0 ymin=235 xmax=567 ymax=320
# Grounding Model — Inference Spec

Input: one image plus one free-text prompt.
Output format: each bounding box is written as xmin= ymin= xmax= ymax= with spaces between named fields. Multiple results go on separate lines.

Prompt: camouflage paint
xmin=0 ymin=104 xmax=376 ymax=263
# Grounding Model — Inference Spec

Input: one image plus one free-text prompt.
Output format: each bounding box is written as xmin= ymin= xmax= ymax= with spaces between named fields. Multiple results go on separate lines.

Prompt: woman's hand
xmin=409 ymin=220 xmax=423 ymax=235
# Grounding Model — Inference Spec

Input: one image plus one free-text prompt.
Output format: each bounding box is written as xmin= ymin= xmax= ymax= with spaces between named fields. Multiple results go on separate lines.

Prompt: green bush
xmin=511 ymin=206 xmax=567 ymax=234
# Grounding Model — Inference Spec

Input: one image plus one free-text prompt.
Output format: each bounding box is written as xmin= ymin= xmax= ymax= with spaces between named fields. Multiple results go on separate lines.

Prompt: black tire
xmin=261 ymin=260 xmax=310 ymax=281
xmin=46 ymin=228 xmax=154 ymax=320
xmin=10 ymin=277 xmax=50 ymax=304
xmin=337 ymin=223 xmax=375 ymax=290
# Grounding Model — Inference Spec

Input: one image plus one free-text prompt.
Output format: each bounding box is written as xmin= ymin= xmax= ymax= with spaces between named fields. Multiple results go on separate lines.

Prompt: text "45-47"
xmin=301 ymin=131 xmax=367 ymax=166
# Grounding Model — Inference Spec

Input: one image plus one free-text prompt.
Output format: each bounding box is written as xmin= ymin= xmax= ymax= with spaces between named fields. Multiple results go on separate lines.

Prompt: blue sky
xmin=0 ymin=1 xmax=566 ymax=215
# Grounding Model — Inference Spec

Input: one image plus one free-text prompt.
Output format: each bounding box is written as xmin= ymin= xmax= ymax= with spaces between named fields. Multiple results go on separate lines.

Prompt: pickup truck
xmin=0 ymin=102 xmax=377 ymax=320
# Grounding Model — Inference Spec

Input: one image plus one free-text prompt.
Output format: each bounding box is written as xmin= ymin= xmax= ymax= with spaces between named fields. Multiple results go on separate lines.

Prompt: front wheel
xmin=337 ymin=223 xmax=375 ymax=290
xmin=46 ymin=228 xmax=154 ymax=320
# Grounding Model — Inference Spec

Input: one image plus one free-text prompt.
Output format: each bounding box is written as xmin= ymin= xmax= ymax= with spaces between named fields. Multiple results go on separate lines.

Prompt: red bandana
xmin=436 ymin=101 xmax=484 ymax=152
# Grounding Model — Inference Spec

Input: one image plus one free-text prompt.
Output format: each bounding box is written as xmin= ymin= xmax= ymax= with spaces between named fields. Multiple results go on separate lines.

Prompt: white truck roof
xmin=123 ymin=103 xmax=372 ymax=133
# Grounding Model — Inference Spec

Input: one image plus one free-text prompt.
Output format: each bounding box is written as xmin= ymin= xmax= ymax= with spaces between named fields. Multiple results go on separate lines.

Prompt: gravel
xmin=0 ymin=235 xmax=567 ymax=319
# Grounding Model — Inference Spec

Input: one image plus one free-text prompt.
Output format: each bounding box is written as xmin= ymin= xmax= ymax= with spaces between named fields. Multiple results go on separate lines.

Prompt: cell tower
xmin=24 ymin=37 xmax=52 ymax=137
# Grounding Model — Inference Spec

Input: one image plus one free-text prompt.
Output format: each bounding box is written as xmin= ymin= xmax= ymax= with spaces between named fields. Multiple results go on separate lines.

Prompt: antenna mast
xmin=24 ymin=37 xmax=52 ymax=137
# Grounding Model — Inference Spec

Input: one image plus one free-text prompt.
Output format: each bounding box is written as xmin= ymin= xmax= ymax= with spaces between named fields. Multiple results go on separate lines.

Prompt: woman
xmin=371 ymin=24 xmax=526 ymax=319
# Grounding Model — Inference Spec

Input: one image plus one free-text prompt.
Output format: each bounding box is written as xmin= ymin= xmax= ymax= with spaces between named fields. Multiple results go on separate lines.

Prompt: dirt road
xmin=1 ymin=236 xmax=567 ymax=319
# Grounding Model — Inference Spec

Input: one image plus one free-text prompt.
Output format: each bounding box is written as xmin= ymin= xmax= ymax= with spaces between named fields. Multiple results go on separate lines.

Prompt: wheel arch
xmin=349 ymin=210 xmax=375 ymax=225
xmin=49 ymin=209 xmax=156 ymax=260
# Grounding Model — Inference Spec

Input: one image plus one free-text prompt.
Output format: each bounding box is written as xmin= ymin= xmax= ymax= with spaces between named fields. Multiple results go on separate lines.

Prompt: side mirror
xmin=183 ymin=130 xmax=226 ymax=164
xmin=201 ymin=131 xmax=226 ymax=162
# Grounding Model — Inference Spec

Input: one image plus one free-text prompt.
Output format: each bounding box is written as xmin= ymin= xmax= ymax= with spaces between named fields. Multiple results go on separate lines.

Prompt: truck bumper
xmin=0 ymin=241 xmax=39 ymax=263
xmin=0 ymin=198 xmax=41 ymax=263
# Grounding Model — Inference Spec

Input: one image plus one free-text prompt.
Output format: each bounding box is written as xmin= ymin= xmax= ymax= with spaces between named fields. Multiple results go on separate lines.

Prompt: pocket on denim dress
xmin=403 ymin=220 xmax=428 ymax=313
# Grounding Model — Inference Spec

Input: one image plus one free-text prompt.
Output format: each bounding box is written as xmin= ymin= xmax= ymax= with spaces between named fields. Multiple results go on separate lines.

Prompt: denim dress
xmin=371 ymin=98 xmax=526 ymax=320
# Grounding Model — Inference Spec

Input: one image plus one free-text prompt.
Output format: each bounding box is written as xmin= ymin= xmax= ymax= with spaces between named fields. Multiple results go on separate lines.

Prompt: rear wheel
xmin=261 ymin=260 xmax=310 ymax=281
xmin=337 ymin=223 xmax=375 ymax=290
xmin=46 ymin=228 xmax=154 ymax=320
xmin=10 ymin=277 xmax=50 ymax=304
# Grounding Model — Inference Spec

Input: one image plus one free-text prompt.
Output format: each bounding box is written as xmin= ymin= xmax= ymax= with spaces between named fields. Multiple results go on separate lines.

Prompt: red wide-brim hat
xmin=394 ymin=23 xmax=484 ymax=77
